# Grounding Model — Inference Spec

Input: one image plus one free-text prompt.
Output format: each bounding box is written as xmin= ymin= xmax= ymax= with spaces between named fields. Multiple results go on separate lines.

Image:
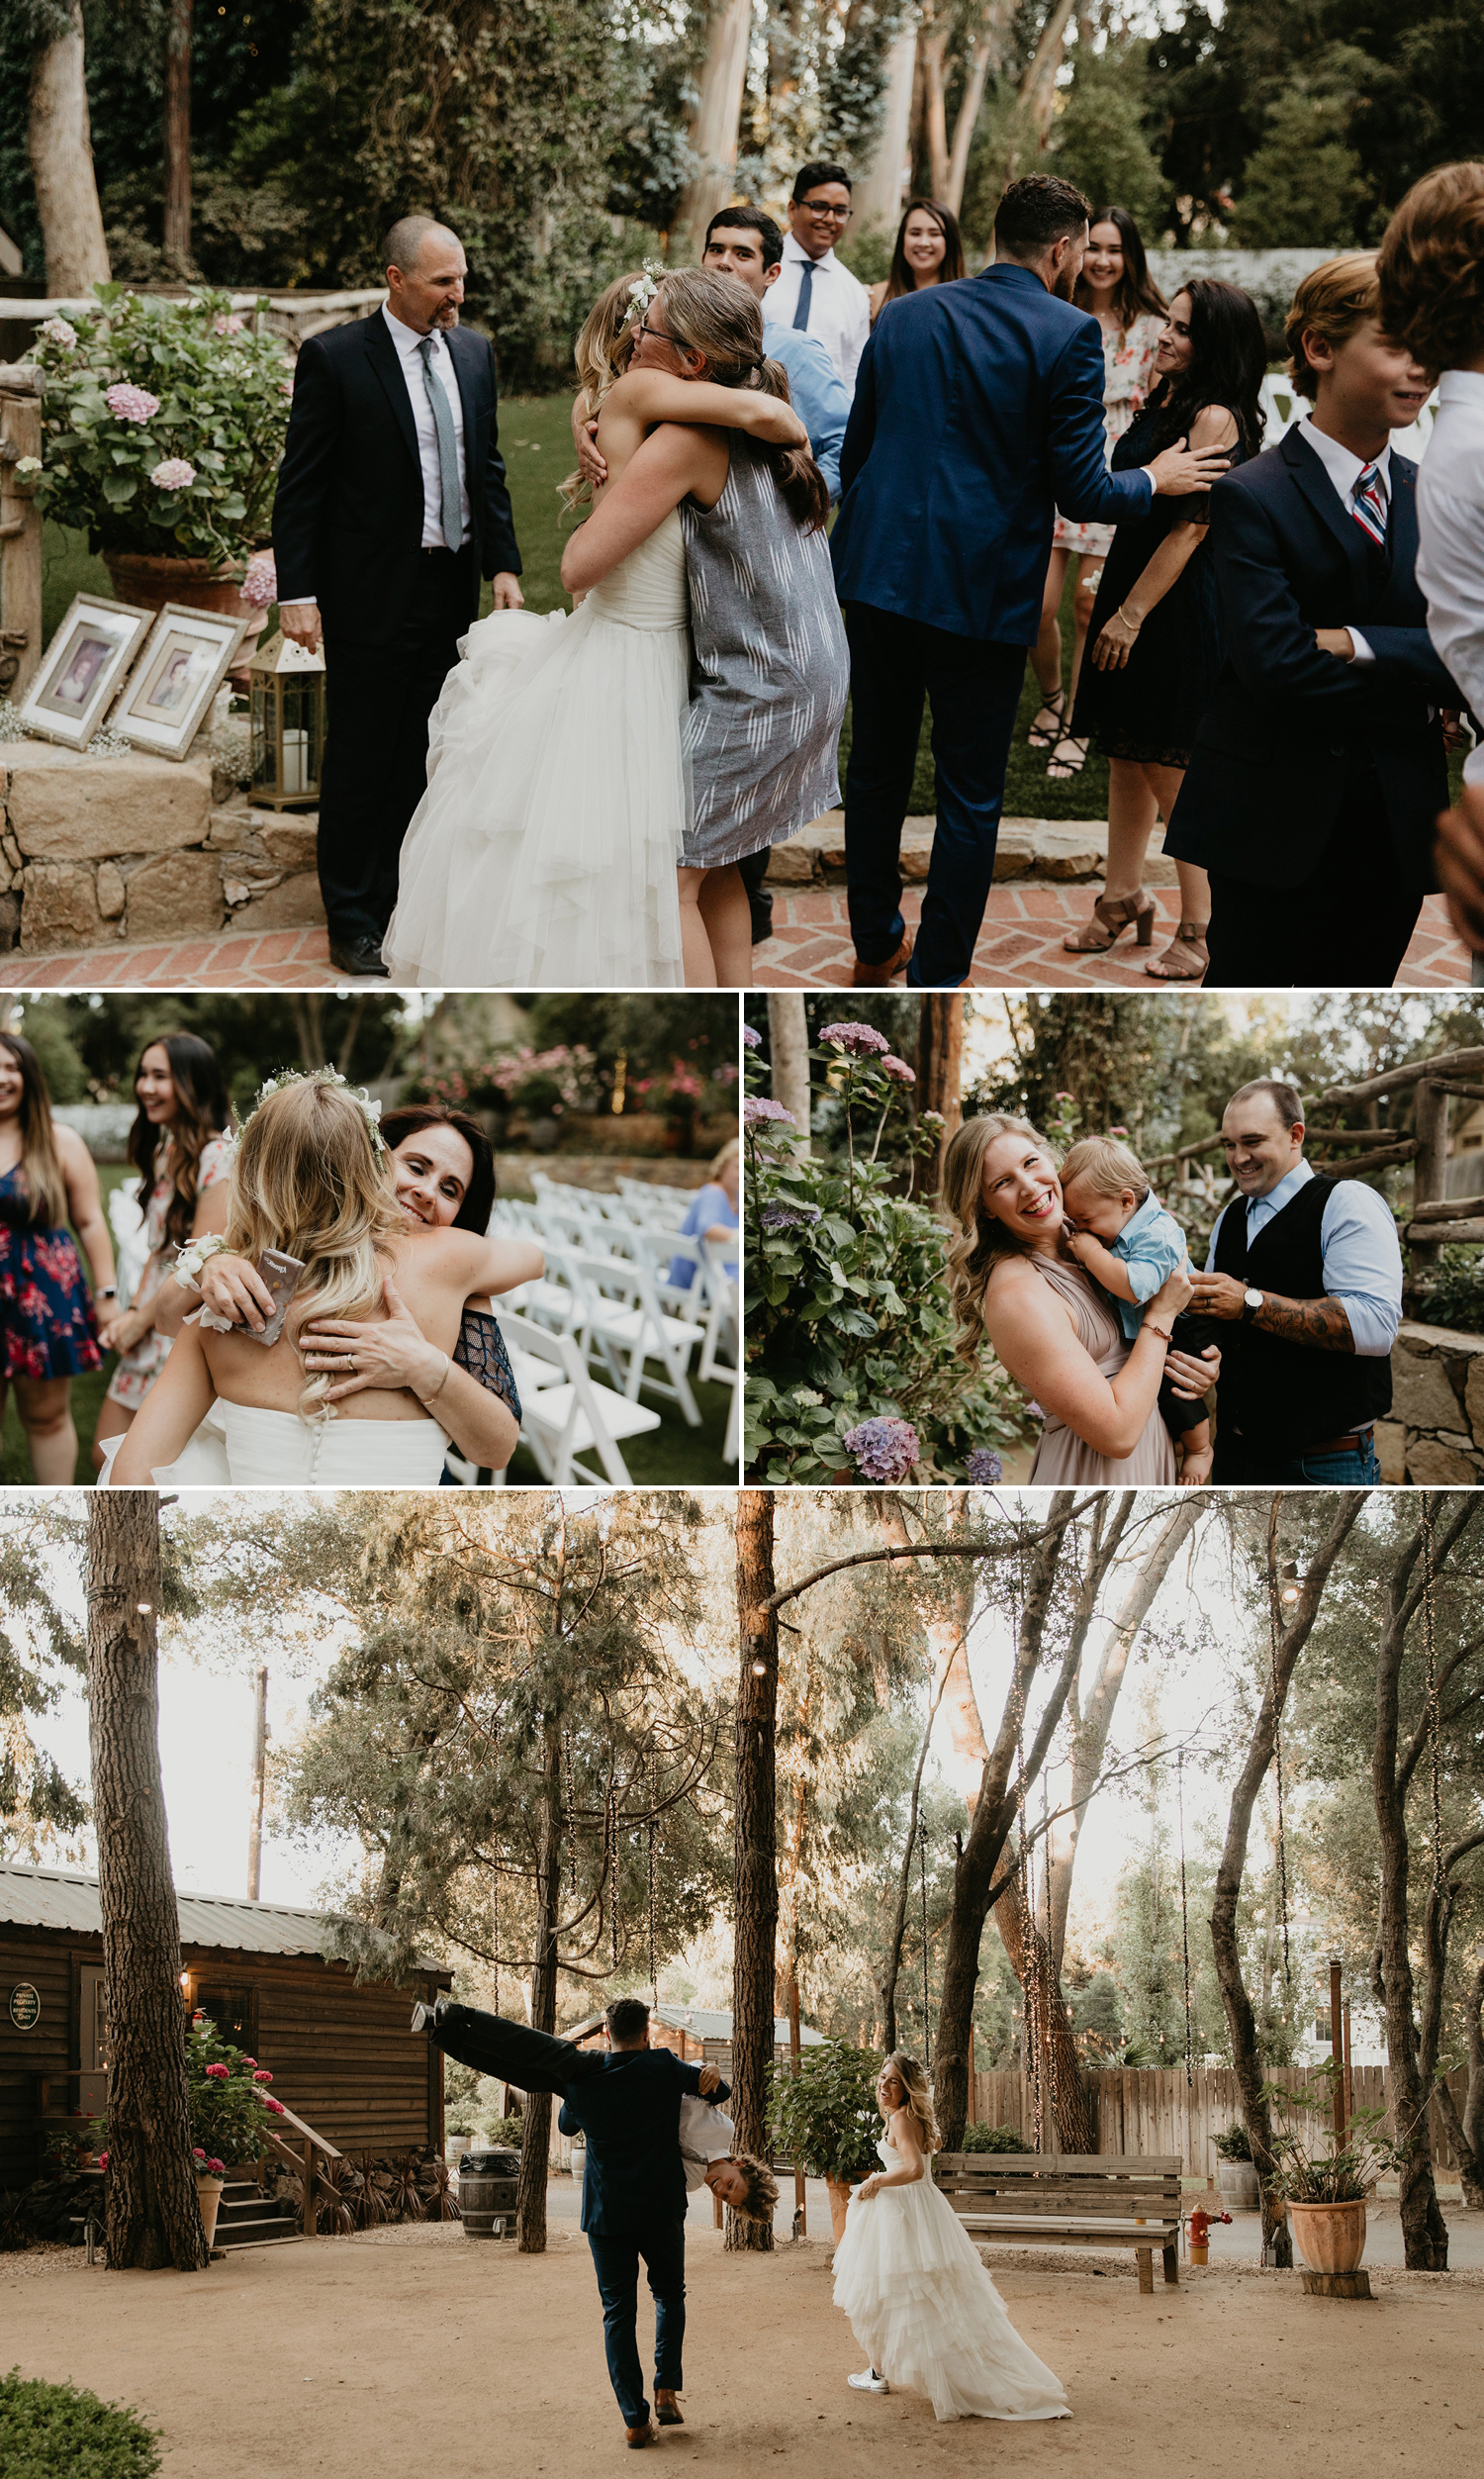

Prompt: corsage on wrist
xmin=173 ymin=1232 xmax=231 ymax=1292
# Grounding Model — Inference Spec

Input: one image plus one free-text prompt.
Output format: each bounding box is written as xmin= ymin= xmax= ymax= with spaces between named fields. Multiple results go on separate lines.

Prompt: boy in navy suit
xmin=1166 ymin=254 xmax=1458 ymax=986
xmin=417 ymin=1993 xmax=776 ymax=2447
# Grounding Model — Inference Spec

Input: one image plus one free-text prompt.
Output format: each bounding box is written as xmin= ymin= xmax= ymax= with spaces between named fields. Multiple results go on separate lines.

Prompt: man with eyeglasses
xmin=768 ymin=161 xmax=872 ymax=395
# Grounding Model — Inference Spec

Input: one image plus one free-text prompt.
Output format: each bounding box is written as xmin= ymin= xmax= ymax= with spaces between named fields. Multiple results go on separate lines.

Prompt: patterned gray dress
xmin=679 ymin=433 xmax=849 ymax=868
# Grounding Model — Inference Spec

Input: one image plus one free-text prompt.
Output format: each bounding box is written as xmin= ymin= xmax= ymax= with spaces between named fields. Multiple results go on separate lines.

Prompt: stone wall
xmin=0 ymin=740 xmax=324 ymax=950
xmin=1391 ymin=1319 xmax=1484 ymax=1483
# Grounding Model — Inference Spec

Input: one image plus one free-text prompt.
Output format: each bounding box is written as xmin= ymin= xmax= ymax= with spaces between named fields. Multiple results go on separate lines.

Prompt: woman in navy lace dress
xmin=0 ymin=1032 xmax=116 ymax=1482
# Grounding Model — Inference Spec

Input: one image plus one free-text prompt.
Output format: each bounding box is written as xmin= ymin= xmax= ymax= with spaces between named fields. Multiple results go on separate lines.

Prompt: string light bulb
xmin=137 ymin=1601 xmax=153 ymax=1614
xmin=751 ymin=1658 xmax=768 ymax=1676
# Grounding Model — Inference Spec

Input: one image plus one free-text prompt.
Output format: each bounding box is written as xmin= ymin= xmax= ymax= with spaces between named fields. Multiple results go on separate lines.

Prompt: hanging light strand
xmin=1421 ymin=1498 xmax=1445 ymax=1899
xmin=1266 ymin=1548 xmax=1292 ymax=1986
xmin=1177 ymin=1752 xmax=1193 ymax=2092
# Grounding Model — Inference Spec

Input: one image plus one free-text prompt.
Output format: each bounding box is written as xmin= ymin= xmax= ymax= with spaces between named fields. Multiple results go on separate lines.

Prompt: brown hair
xmin=1284 ymin=253 xmax=1380 ymax=403
xmin=1060 ymin=1133 xmax=1151 ymax=1205
xmin=725 ymin=2151 xmax=781 ymax=2224
xmin=881 ymin=198 xmax=967 ymax=310
xmin=940 ymin=1112 xmax=1060 ymax=1367
xmin=0 ymin=1032 xmax=69 ymax=1230
xmin=380 ymin=1102 xmax=496 ymax=1233
xmin=127 ymin=1031 xmax=232 ymax=1252
xmin=1227 ymin=1079 xmax=1305 ymax=1131
xmin=881 ymin=2052 xmax=940 ymax=2152
xmin=1377 ymin=161 xmax=1484 ymax=372
xmin=1076 ymin=205 xmax=1167 ymax=330
xmin=656 ymin=268 xmax=830 ymax=532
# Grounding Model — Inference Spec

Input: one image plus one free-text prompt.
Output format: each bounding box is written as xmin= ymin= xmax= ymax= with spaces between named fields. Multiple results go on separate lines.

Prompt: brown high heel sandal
xmin=1144 ymin=920 xmax=1210 ymax=981
xmin=1062 ymin=887 xmax=1156 ymax=954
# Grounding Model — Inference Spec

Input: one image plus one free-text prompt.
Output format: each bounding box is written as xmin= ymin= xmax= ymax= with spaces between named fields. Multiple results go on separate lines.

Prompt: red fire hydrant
xmin=1187 ymin=2206 xmax=1232 ymax=2266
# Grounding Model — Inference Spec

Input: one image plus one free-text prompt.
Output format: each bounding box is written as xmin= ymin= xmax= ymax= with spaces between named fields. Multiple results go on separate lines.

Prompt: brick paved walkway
xmin=754 ymin=883 xmax=1471 ymax=990
xmin=0 ymin=925 xmax=375 ymax=991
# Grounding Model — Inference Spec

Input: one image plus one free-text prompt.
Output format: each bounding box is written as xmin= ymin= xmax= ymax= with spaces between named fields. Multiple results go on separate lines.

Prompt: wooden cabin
xmin=0 ymin=1863 xmax=451 ymax=2194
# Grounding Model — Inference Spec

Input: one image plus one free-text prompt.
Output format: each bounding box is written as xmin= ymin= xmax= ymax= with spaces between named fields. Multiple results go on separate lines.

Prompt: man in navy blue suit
xmin=831 ymin=173 xmax=1231 ymax=989
xmin=1165 ymin=253 xmax=1458 ymax=986
xmin=417 ymin=1993 xmax=776 ymax=2448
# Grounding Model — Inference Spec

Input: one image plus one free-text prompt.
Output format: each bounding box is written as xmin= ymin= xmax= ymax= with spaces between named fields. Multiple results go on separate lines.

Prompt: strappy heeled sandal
xmin=1144 ymin=920 xmax=1210 ymax=981
xmin=1026 ymin=685 xmax=1067 ymax=751
xmin=1062 ymin=886 xmax=1156 ymax=954
xmin=1047 ymin=730 xmax=1091 ymax=781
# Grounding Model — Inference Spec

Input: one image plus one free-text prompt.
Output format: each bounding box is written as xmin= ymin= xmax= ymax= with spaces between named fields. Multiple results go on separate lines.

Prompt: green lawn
xmin=504 ymin=1370 xmax=735 ymax=1486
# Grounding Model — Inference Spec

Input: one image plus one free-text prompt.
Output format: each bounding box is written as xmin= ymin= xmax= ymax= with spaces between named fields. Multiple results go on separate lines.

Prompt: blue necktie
xmin=417 ymin=334 xmax=464 ymax=551
xmin=792 ymin=260 xmax=814 ymax=333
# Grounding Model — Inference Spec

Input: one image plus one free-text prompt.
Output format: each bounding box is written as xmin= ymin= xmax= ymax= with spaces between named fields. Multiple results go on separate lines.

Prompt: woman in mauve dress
xmin=941 ymin=1113 xmax=1217 ymax=1484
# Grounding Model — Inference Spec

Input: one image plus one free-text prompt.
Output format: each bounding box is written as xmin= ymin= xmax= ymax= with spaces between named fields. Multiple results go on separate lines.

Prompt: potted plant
xmin=1214 ymin=2121 xmax=1260 ymax=2212
xmin=28 ymin=286 xmax=292 ymax=660
xmin=183 ymin=2021 xmax=288 ymax=2247
xmin=768 ymin=2040 xmax=883 ymax=2246
xmin=1260 ymin=2069 xmax=1405 ymax=2275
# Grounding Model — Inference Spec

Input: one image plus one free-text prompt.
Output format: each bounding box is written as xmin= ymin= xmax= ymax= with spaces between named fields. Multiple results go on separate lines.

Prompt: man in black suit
xmin=1165 ymin=252 xmax=1459 ymax=986
xmin=417 ymin=1993 xmax=777 ymax=2448
xmin=272 ymin=216 xmax=523 ymax=978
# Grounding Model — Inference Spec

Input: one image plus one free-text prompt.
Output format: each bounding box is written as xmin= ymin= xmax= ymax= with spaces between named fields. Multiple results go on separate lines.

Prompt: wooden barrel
xmin=459 ymin=2148 xmax=519 ymax=2240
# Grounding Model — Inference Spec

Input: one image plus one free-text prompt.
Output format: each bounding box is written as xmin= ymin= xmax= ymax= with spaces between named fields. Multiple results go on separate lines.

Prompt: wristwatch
xmin=98 ymin=1287 xmax=117 ymax=1300
xmin=1240 ymin=1287 xmax=1263 ymax=1324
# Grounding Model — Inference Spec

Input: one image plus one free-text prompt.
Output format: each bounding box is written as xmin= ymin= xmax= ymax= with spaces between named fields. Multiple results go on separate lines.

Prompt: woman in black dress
xmin=1064 ymin=280 xmax=1267 ymax=981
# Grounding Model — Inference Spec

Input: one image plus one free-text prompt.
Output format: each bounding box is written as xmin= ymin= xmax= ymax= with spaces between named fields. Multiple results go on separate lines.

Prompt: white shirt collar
xmin=783 ymin=232 xmax=836 ymax=273
xmin=1438 ymin=369 xmax=1484 ymax=410
xmin=1298 ymin=414 xmax=1390 ymax=505
xmin=383 ymin=302 xmax=446 ymax=362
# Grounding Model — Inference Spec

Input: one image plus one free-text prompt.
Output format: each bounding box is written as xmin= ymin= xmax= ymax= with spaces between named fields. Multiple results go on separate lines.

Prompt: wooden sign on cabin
xmin=9 ymin=1983 xmax=41 ymax=2030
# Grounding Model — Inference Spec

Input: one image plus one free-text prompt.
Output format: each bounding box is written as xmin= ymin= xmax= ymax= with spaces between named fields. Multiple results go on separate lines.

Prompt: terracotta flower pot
xmin=101 ymin=549 xmax=267 ymax=683
xmin=1285 ymin=2197 xmax=1366 ymax=2274
xmin=196 ymin=2172 xmax=227 ymax=2250
xmin=825 ymin=2174 xmax=854 ymax=2246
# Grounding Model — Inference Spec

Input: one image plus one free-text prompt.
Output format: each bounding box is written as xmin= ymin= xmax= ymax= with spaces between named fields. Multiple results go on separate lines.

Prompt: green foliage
xmin=1214 ymin=2121 xmax=1253 ymax=2160
xmin=181 ymin=2018 xmax=285 ymax=2166
xmin=961 ymin=2121 xmax=1026 ymax=2153
xmin=0 ymin=2370 xmax=160 ymax=2479
xmin=1260 ymin=2066 xmax=1406 ymax=2200
xmin=0 ymin=1515 xmax=88 ymax=1859
xmin=30 ymin=289 xmax=291 ymax=561
xmin=1413 ymin=1245 xmax=1484 ymax=1336
xmin=1230 ymin=89 xmax=1370 ymax=246
xmin=1050 ymin=44 xmax=1167 ymax=233
xmin=768 ymin=2038 xmax=883 ymax=2181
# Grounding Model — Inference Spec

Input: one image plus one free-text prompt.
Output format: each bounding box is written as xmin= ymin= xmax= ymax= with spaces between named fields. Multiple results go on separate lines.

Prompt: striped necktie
xmin=791 ymin=259 xmax=814 ymax=333
xmin=1350 ymin=460 xmax=1387 ymax=547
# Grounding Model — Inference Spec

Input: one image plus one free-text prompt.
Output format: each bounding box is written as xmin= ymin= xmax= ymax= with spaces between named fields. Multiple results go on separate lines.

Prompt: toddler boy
xmin=1059 ymin=1134 xmax=1214 ymax=1483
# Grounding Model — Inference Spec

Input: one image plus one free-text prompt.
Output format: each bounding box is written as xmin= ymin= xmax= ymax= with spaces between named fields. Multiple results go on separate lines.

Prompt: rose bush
xmin=29 ymin=285 xmax=292 ymax=564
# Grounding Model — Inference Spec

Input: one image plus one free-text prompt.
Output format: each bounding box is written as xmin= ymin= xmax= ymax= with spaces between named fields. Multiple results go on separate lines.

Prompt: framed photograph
xmin=17 ymin=593 xmax=153 ymax=751
xmin=113 ymin=603 xmax=247 ymax=761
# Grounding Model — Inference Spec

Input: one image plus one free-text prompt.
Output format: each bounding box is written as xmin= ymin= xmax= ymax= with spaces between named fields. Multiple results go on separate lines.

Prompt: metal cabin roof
xmin=0 ymin=1862 xmax=445 ymax=1974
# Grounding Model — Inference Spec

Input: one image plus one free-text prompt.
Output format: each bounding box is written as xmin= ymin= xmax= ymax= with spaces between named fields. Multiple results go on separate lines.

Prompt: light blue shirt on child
xmin=1101 ymin=1190 xmax=1189 ymax=1342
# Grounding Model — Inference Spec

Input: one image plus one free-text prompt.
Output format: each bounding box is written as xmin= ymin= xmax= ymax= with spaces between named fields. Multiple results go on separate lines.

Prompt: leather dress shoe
xmin=624 ymin=2421 xmax=656 ymax=2449
xmin=851 ymin=932 xmax=913 ymax=988
xmin=328 ymin=934 xmax=390 ymax=979
xmin=654 ymin=2391 xmax=684 ymax=2426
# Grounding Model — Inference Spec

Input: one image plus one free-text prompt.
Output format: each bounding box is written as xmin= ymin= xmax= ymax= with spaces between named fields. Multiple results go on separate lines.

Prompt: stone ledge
xmin=763 ymin=812 xmax=1183 ymax=889
xmin=3 ymin=738 xmax=212 ymax=860
xmin=1394 ymin=1317 xmax=1484 ymax=1482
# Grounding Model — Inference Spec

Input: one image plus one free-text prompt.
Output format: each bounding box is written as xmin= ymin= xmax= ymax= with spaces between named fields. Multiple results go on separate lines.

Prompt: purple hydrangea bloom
xmin=742 ymin=1024 xmax=762 ymax=1048
xmin=842 ymin=1416 xmax=921 ymax=1482
xmin=819 ymin=1021 xmax=891 ymax=1057
xmin=881 ymin=1054 xmax=916 ymax=1084
xmin=744 ymin=1096 xmax=795 ymax=1125
xmin=761 ymin=1202 xmax=822 ymax=1232
xmin=106 ymin=382 xmax=160 ymax=423
xmin=967 ymin=1449 xmax=1003 ymax=1485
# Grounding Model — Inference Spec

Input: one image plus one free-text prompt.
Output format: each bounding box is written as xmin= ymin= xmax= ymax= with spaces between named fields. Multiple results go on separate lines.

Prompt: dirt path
xmin=4 ymin=2222 xmax=1477 ymax=2479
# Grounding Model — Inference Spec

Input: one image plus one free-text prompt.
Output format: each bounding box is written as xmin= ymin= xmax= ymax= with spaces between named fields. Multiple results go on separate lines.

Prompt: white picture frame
xmin=113 ymin=602 xmax=247 ymax=762
xmin=17 ymin=593 xmax=154 ymax=752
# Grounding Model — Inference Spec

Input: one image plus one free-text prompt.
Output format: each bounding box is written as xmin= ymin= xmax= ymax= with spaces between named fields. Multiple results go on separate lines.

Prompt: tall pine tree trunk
xmin=87 ymin=1495 xmax=207 ymax=2273
xmin=731 ymin=1490 xmax=778 ymax=2251
xmin=27 ymin=0 xmax=111 ymax=294
xmin=162 ymin=0 xmax=193 ymax=270
xmin=515 ymin=1709 xmax=562 ymax=2252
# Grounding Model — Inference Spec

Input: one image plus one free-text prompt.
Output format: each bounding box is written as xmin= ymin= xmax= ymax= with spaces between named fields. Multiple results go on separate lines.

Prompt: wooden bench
xmin=934 ymin=2152 xmax=1182 ymax=2295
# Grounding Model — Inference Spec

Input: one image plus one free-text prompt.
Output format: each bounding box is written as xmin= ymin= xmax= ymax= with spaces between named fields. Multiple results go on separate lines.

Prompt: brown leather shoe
xmin=655 ymin=2390 xmax=684 ymax=2426
xmin=625 ymin=2421 xmax=655 ymax=2448
xmin=851 ymin=932 xmax=914 ymax=987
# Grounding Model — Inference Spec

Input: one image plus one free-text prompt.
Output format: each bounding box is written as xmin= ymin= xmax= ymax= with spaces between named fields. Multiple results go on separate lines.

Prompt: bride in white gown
xmin=106 ymin=1071 xmax=517 ymax=1487
xmin=831 ymin=2054 xmax=1069 ymax=2426
xmin=383 ymin=268 xmax=807 ymax=990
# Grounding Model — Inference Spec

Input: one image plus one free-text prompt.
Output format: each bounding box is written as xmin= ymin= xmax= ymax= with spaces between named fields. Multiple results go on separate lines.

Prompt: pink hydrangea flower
xmin=106 ymin=383 xmax=160 ymax=424
xmin=744 ymin=1096 xmax=795 ymax=1125
xmin=240 ymin=551 xmax=277 ymax=610
xmin=252 ymin=2069 xmax=273 ymax=2083
xmin=213 ymin=313 xmax=245 ymax=336
xmin=263 ymin=2096 xmax=286 ymax=2115
xmin=97 ymin=2150 xmax=109 ymax=2168
xmin=193 ymin=2146 xmax=207 ymax=2160
xmin=241 ymin=2057 xmax=257 ymax=2069
xmin=204 ymin=2061 xmax=230 ymax=2080
xmin=206 ymin=2158 xmax=227 ymax=2175
xmin=819 ymin=1022 xmax=890 ymax=1058
xmin=150 ymin=457 xmax=196 ymax=490
xmin=881 ymin=1055 xmax=916 ymax=1084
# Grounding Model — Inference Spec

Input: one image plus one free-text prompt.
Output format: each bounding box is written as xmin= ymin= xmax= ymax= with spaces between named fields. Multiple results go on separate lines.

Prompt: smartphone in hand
xmin=244 ymin=1248 xmax=305 ymax=1347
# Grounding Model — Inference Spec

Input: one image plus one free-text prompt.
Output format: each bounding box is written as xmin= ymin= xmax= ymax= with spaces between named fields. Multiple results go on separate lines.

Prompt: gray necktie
xmin=791 ymin=260 xmax=814 ymax=332
xmin=417 ymin=334 xmax=463 ymax=551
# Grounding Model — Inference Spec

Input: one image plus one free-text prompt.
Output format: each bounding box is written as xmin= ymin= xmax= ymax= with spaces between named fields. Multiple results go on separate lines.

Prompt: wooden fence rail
xmin=970 ymin=2064 xmax=1470 ymax=2177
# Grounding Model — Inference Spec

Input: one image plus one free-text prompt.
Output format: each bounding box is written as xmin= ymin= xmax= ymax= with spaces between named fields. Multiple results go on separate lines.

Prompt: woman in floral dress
xmin=0 ymin=1031 xmax=116 ymax=1482
xmin=1026 ymin=207 xmax=1166 ymax=780
xmin=90 ymin=1032 xmax=233 ymax=1473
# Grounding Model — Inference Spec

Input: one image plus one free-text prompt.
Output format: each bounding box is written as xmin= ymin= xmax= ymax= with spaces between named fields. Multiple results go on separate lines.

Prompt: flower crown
xmin=238 ymin=1066 xmax=386 ymax=1155
xmin=621 ymin=260 xmax=666 ymax=330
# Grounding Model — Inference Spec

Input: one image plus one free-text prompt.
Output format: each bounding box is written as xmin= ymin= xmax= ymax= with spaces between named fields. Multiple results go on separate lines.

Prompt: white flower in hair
xmin=623 ymin=258 xmax=667 ymax=327
xmin=240 ymin=1065 xmax=387 ymax=1155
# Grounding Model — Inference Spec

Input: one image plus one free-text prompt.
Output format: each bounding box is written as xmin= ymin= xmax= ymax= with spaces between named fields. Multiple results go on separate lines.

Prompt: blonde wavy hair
xmin=941 ymin=1111 xmax=1061 ymax=1368
xmin=219 ymin=1079 xmax=403 ymax=1420
xmin=881 ymin=2051 xmax=940 ymax=2153
xmin=560 ymin=269 xmax=645 ymax=509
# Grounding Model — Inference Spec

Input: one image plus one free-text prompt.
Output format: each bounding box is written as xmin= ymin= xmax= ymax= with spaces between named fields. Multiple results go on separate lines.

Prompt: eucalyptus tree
xmin=0 ymin=1501 xmax=88 ymax=1859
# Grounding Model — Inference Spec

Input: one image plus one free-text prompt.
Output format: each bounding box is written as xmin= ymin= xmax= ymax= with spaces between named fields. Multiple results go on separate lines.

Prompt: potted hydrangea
xmin=28 ymin=285 xmax=293 ymax=661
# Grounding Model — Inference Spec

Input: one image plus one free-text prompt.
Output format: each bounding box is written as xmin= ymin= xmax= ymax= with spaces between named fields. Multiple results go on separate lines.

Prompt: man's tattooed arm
xmin=1252 ymin=1292 xmax=1354 ymax=1352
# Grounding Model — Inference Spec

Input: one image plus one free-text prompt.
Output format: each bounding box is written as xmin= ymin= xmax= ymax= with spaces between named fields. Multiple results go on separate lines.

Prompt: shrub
xmin=768 ymin=2039 xmax=883 ymax=2182
xmin=1414 ymin=1243 xmax=1484 ymax=1335
xmin=0 ymin=2369 xmax=160 ymax=2478
xmin=961 ymin=2121 xmax=1028 ymax=2154
xmin=1214 ymin=2122 xmax=1252 ymax=2162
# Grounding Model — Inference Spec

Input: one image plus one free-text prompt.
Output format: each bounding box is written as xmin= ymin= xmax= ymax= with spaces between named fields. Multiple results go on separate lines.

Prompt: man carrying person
xmin=1188 ymin=1079 xmax=1403 ymax=1484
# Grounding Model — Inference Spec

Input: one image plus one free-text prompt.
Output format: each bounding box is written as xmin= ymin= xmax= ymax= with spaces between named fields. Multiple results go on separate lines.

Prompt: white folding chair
xmin=496 ymin=1309 xmax=663 ymax=1484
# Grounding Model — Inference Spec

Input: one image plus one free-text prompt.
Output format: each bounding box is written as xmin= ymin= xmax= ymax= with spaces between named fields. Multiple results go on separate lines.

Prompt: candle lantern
xmin=247 ymin=627 xmax=326 ymax=810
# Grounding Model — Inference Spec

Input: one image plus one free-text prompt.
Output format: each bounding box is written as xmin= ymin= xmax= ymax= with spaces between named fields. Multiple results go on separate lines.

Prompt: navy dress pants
xmin=1203 ymin=748 xmax=1426 ymax=989
xmin=842 ymin=602 xmax=1027 ymax=987
xmin=588 ymin=2221 xmax=687 ymax=2428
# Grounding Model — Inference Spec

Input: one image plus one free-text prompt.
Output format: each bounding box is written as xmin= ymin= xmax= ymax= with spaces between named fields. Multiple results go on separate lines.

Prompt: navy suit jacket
xmin=271 ymin=312 xmax=521 ymax=650
xmin=1165 ymin=427 xmax=1459 ymax=890
xmin=829 ymin=261 xmax=1153 ymax=644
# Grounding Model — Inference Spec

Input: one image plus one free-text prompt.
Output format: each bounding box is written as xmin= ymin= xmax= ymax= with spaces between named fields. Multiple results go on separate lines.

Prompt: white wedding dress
xmin=384 ymin=511 xmax=691 ymax=988
xmin=98 ymin=1398 xmax=450 ymax=1487
xmin=831 ymin=2143 xmax=1070 ymax=2425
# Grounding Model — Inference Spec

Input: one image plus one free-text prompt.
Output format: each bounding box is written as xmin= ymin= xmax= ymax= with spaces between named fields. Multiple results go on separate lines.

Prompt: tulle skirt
xmin=384 ymin=603 xmax=691 ymax=989
xmin=832 ymin=2174 xmax=1070 ymax=2425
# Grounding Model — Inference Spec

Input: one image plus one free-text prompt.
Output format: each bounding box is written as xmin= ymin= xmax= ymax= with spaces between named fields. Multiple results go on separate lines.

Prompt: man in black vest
xmin=1188 ymin=1079 xmax=1402 ymax=1483
xmin=273 ymin=216 xmax=523 ymax=979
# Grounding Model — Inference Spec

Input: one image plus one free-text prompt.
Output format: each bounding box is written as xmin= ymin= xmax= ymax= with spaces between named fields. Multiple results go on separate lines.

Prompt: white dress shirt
xmin=1205 ymin=1160 xmax=1403 ymax=1358
xmin=1296 ymin=416 xmax=1385 ymax=665
xmin=1417 ymin=368 xmax=1484 ymax=788
xmin=768 ymin=234 xmax=872 ymax=396
xmin=382 ymin=302 xmax=471 ymax=548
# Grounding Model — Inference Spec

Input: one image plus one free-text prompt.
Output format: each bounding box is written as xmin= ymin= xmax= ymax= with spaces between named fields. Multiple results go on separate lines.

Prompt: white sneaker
xmin=847 ymin=2371 xmax=888 ymax=2395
